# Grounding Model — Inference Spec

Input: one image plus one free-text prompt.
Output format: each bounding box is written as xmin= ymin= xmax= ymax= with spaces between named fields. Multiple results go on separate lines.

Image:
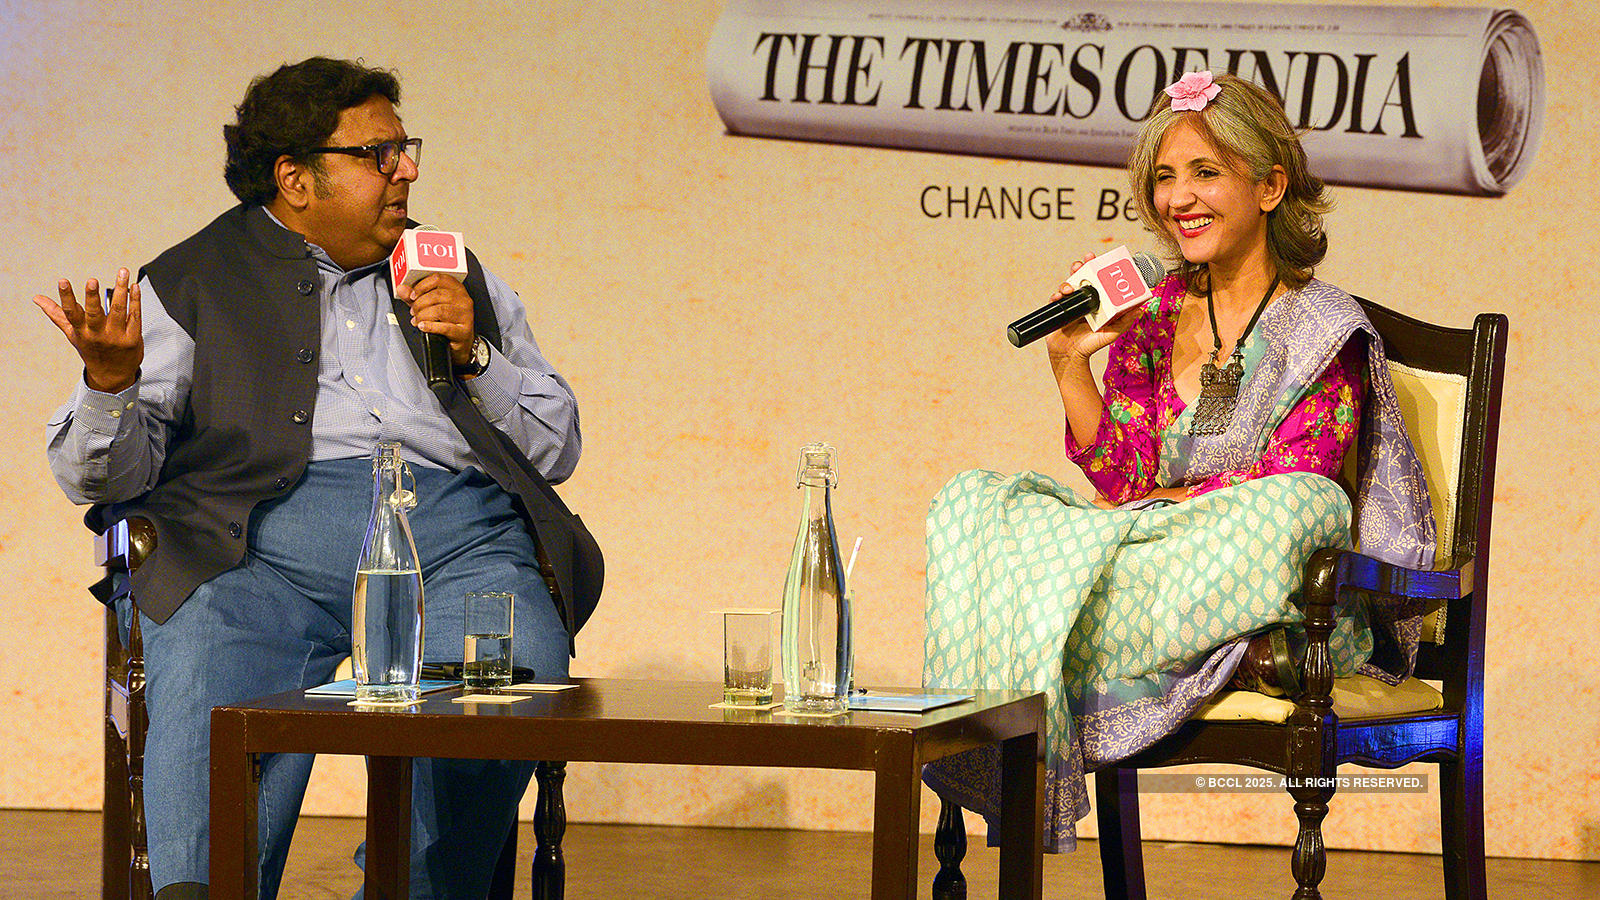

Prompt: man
xmin=38 ymin=57 xmax=591 ymax=899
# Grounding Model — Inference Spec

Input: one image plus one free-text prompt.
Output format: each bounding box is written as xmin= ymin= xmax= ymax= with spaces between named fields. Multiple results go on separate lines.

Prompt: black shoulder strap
xmin=389 ymin=251 xmax=603 ymax=649
xmin=461 ymin=249 xmax=502 ymax=350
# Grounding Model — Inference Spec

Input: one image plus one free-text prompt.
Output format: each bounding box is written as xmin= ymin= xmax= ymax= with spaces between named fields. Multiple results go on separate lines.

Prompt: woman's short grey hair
xmin=1127 ymin=72 xmax=1332 ymax=291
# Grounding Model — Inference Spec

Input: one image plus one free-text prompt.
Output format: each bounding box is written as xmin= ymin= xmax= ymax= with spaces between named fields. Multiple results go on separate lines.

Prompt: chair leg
xmin=1287 ymin=785 xmax=1333 ymax=899
xmin=106 ymin=605 xmax=153 ymax=900
xmin=105 ymin=604 xmax=132 ymax=900
xmin=128 ymin=769 xmax=152 ymax=900
xmin=1094 ymin=768 xmax=1147 ymax=900
xmin=1286 ymin=622 xmax=1336 ymax=900
xmin=532 ymin=761 xmax=567 ymax=900
xmin=486 ymin=820 xmax=517 ymax=900
xmin=1439 ymin=755 xmax=1487 ymax=900
xmin=103 ymin=715 xmax=132 ymax=900
xmin=931 ymin=798 xmax=967 ymax=900
xmin=126 ymin=617 xmax=152 ymax=900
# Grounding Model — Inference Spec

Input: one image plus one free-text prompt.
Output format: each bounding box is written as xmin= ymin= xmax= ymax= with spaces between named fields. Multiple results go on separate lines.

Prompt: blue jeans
xmin=119 ymin=459 xmax=570 ymax=898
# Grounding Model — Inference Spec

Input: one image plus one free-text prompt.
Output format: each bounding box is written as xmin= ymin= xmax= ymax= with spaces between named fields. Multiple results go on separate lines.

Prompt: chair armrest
xmin=94 ymin=517 xmax=158 ymax=574
xmin=1300 ymin=547 xmax=1471 ymax=621
xmin=1289 ymin=546 xmax=1473 ymax=711
xmin=1317 ymin=549 xmax=1472 ymax=602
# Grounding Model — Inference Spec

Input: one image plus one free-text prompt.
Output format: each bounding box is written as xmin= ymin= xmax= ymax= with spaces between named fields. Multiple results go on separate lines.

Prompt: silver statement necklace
xmin=1190 ymin=271 xmax=1280 ymax=436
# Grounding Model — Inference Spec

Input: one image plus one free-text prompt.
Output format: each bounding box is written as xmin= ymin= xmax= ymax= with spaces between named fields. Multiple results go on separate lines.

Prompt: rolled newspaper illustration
xmin=706 ymin=0 xmax=1544 ymax=196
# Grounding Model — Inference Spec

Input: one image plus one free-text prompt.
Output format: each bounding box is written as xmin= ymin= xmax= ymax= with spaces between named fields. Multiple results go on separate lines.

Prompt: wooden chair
xmin=99 ymin=517 xmax=154 ymax=900
xmin=96 ymin=518 xmax=530 ymax=899
xmin=931 ymin=300 xmax=1507 ymax=900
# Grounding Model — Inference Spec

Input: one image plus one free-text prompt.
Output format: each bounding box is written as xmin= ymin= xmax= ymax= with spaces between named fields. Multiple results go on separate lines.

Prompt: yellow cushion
xmin=1389 ymin=362 xmax=1467 ymax=645
xmin=1341 ymin=360 xmax=1466 ymax=644
xmin=1387 ymin=361 xmax=1465 ymax=556
xmin=1193 ymin=674 xmax=1444 ymax=724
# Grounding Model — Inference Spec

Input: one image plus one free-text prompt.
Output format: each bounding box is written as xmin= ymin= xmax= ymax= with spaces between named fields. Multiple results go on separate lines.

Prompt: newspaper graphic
xmin=706 ymin=1 xmax=1544 ymax=195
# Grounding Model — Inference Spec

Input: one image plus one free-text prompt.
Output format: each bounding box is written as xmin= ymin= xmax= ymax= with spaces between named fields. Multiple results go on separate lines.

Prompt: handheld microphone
xmin=1007 ymin=248 xmax=1166 ymax=347
xmin=389 ymin=227 xmax=469 ymax=396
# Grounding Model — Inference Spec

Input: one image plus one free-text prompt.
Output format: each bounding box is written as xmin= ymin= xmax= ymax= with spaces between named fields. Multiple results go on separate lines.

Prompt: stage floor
xmin=4 ymin=809 xmax=1595 ymax=898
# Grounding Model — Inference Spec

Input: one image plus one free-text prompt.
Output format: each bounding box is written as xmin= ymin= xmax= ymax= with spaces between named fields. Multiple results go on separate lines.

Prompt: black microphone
xmin=421 ymin=333 xmax=453 ymax=397
xmin=1007 ymin=250 xmax=1166 ymax=347
xmin=1006 ymin=284 xmax=1101 ymax=347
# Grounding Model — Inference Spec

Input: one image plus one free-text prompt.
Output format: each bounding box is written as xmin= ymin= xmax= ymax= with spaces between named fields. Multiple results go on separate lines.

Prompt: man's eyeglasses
xmin=305 ymin=138 xmax=422 ymax=175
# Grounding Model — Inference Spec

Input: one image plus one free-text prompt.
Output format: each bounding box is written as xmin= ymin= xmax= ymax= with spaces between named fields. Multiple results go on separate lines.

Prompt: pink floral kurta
xmin=1068 ymin=280 xmax=1364 ymax=505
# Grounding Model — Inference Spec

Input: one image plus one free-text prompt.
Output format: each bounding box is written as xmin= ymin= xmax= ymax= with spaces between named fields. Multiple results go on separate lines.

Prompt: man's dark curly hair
xmin=223 ymin=57 xmax=401 ymax=205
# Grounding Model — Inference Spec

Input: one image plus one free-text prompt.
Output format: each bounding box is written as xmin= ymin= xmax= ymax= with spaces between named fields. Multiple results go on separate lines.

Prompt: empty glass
xmin=722 ymin=609 xmax=776 ymax=706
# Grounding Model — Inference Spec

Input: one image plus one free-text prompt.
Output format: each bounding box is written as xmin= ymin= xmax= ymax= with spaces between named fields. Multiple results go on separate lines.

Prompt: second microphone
xmin=1007 ymin=249 xmax=1166 ymax=348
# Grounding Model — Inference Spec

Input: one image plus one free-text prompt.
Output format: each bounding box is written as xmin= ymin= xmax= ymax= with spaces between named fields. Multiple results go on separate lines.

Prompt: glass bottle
xmin=352 ymin=441 xmax=425 ymax=703
xmin=780 ymin=442 xmax=852 ymax=713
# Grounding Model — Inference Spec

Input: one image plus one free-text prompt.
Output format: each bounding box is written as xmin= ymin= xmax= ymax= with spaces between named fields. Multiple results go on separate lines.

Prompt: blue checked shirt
xmin=47 ymin=226 xmax=580 ymax=505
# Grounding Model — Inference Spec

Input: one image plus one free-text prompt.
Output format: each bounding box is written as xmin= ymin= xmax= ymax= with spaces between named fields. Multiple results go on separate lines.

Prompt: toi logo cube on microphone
xmin=1067 ymin=246 xmax=1157 ymax=331
xmin=389 ymin=228 xmax=468 ymax=289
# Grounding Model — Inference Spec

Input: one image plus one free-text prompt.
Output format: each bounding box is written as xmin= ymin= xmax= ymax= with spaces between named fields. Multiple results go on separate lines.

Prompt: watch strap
xmin=454 ymin=335 xmax=490 ymax=378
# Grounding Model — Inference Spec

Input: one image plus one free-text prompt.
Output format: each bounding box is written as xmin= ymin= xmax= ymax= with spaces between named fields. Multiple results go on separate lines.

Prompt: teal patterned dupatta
xmin=921 ymin=279 xmax=1436 ymax=852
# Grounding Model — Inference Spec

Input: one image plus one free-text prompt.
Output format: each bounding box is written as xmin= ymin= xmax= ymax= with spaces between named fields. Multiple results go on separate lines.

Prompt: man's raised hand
xmin=34 ymin=267 xmax=143 ymax=394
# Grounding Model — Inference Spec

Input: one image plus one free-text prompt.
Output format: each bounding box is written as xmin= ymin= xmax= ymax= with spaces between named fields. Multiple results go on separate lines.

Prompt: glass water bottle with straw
xmin=780 ymin=442 xmax=853 ymax=713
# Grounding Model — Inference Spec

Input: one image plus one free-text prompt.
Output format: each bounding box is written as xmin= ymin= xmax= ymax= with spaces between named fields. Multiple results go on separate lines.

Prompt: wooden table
xmin=211 ymin=678 xmax=1045 ymax=899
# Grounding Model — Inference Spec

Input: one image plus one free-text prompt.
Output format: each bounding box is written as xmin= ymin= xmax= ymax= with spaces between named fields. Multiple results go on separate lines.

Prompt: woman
xmin=922 ymin=72 xmax=1436 ymax=852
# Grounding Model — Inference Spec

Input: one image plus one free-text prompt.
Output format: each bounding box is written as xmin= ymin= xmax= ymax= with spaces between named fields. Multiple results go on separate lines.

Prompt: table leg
xmin=365 ymin=756 xmax=412 ymax=900
xmin=533 ymin=760 xmax=567 ymax=900
xmin=996 ymin=729 xmax=1044 ymax=899
xmin=209 ymin=709 xmax=258 ymax=899
xmin=1094 ymin=767 xmax=1146 ymax=899
xmin=932 ymin=799 xmax=968 ymax=900
xmin=870 ymin=754 xmax=920 ymax=900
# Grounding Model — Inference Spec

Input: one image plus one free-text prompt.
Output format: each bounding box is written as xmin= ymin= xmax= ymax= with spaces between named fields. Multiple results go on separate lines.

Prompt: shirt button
xmin=296 ymin=348 xmax=314 ymax=364
xmin=353 ymin=375 xmax=365 ymax=385
xmin=109 ymin=409 xmax=121 ymax=418
xmin=228 ymin=522 xmax=242 ymax=539
xmin=346 ymin=319 xmax=357 ymax=330
xmin=291 ymin=409 xmax=309 ymax=424
xmin=273 ymin=476 xmax=290 ymax=490
xmin=297 ymin=279 xmax=315 ymax=296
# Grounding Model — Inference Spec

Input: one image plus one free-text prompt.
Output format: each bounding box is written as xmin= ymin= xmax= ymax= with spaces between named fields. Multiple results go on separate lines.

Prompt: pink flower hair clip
xmin=1166 ymin=70 xmax=1221 ymax=112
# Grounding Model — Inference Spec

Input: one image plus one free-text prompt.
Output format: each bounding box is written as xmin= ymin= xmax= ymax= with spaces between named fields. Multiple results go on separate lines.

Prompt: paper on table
xmin=500 ymin=682 xmax=580 ymax=693
xmin=847 ymin=693 xmax=973 ymax=713
xmin=308 ymin=679 xmax=457 ymax=697
xmin=451 ymin=693 xmax=530 ymax=704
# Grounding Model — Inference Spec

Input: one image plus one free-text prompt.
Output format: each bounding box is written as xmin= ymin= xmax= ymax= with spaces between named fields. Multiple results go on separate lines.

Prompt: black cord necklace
xmin=1190 ymin=271 xmax=1281 ymax=436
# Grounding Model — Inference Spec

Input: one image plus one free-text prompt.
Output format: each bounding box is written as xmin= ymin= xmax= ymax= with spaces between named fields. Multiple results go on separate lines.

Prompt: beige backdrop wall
xmin=2 ymin=0 xmax=1595 ymax=863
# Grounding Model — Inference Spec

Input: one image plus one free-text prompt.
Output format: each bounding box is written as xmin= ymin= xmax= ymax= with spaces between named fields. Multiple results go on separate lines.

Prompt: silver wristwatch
xmin=455 ymin=335 xmax=490 ymax=378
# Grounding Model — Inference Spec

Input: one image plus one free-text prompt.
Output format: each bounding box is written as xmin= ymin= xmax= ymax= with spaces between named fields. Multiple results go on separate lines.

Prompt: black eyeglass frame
xmin=304 ymin=137 xmax=422 ymax=175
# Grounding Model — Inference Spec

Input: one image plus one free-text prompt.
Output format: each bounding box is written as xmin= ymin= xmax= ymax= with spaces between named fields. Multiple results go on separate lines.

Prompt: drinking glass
xmin=722 ymin=609 xmax=776 ymax=706
xmin=463 ymin=590 xmax=514 ymax=690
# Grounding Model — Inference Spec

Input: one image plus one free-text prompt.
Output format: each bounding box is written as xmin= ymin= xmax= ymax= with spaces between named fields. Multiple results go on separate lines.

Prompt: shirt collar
xmin=258 ymin=206 xmax=388 ymax=280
